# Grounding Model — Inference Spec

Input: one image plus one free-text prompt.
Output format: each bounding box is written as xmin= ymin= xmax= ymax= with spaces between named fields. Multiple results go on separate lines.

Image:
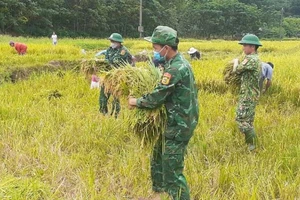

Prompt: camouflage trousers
xmin=151 ymin=134 xmax=190 ymax=200
xmin=236 ymin=100 xmax=257 ymax=143
xmin=99 ymin=86 xmax=120 ymax=118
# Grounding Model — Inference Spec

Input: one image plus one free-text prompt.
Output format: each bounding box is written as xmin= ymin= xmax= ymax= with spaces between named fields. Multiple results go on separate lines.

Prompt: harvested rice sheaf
xmin=134 ymin=54 xmax=150 ymax=62
xmin=81 ymin=59 xmax=111 ymax=78
xmin=223 ymin=62 xmax=241 ymax=86
xmin=103 ymin=64 xmax=166 ymax=143
xmin=223 ymin=55 xmax=244 ymax=92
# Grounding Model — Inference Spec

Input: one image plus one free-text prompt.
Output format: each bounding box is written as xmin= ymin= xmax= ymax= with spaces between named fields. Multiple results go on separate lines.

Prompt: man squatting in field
xmin=232 ymin=34 xmax=262 ymax=151
xmin=128 ymin=26 xmax=199 ymax=200
xmin=99 ymin=33 xmax=132 ymax=118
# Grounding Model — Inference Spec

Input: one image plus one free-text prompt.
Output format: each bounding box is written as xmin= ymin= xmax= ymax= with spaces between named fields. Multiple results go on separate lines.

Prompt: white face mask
xmin=110 ymin=42 xmax=118 ymax=49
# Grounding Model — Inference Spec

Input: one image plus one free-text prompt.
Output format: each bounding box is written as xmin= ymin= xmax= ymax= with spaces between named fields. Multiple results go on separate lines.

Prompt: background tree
xmin=0 ymin=0 xmax=299 ymax=38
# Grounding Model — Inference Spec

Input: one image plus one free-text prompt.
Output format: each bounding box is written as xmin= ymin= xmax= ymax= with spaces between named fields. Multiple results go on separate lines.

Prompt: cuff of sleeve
xmin=136 ymin=98 xmax=143 ymax=108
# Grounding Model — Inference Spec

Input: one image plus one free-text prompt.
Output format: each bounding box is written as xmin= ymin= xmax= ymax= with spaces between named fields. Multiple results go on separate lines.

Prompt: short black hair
xmin=170 ymin=38 xmax=179 ymax=51
xmin=255 ymin=45 xmax=259 ymax=51
xmin=170 ymin=45 xmax=178 ymax=51
xmin=267 ymin=62 xmax=274 ymax=68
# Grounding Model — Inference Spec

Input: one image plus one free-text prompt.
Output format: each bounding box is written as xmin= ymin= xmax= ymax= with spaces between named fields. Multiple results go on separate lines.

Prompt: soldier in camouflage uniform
xmin=232 ymin=34 xmax=262 ymax=151
xmin=128 ymin=26 xmax=199 ymax=200
xmin=99 ymin=33 xmax=132 ymax=118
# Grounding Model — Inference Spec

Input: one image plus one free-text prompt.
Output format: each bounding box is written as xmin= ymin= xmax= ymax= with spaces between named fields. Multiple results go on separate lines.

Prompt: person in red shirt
xmin=9 ymin=41 xmax=27 ymax=55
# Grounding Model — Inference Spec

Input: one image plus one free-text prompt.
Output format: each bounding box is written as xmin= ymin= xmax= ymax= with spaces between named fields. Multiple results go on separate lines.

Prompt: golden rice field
xmin=0 ymin=35 xmax=300 ymax=199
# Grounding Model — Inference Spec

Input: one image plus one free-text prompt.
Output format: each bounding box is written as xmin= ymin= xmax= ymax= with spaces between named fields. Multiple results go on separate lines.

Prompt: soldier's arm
xmin=105 ymin=48 xmax=111 ymax=61
xmin=136 ymin=67 xmax=182 ymax=109
xmin=265 ymin=79 xmax=271 ymax=91
xmin=126 ymin=52 xmax=133 ymax=65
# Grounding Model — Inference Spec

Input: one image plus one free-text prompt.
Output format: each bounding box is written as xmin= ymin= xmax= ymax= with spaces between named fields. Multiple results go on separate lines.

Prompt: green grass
xmin=0 ymin=36 xmax=300 ymax=199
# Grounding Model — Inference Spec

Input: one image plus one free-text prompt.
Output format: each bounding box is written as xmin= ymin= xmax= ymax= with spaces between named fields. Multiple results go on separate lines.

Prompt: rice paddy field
xmin=0 ymin=35 xmax=300 ymax=199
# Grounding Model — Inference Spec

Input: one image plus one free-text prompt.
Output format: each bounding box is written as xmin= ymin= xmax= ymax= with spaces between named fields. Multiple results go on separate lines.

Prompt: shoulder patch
xmin=161 ymin=72 xmax=172 ymax=85
xmin=120 ymin=49 xmax=126 ymax=56
xmin=242 ymin=59 xmax=249 ymax=65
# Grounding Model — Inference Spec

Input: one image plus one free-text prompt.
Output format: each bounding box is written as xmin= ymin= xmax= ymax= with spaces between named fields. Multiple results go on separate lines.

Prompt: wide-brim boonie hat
xmin=144 ymin=26 xmax=178 ymax=46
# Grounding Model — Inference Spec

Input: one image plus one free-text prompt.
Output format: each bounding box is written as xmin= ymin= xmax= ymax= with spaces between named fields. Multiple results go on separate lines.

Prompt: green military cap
xmin=239 ymin=34 xmax=262 ymax=46
xmin=144 ymin=26 xmax=178 ymax=46
xmin=108 ymin=33 xmax=123 ymax=43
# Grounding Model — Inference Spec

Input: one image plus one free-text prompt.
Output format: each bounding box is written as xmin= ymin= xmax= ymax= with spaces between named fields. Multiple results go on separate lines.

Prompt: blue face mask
xmin=153 ymin=51 xmax=161 ymax=61
xmin=153 ymin=46 xmax=166 ymax=62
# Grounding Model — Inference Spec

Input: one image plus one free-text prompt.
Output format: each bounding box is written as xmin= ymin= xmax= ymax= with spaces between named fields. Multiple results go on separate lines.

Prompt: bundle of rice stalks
xmin=134 ymin=54 xmax=150 ymax=62
xmin=81 ymin=59 xmax=111 ymax=79
xmin=223 ymin=55 xmax=244 ymax=92
xmin=134 ymin=50 xmax=150 ymax=62
xmin=223 ymin=62 xmax=241 ymax=86
xmin=103 ymin=64 xmax=166 ymax=143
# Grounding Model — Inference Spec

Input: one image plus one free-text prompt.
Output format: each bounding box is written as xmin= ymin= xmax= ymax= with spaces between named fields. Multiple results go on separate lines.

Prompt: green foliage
xmin=283 ymin=17 xmax=300 ymax=37
xmin=181 ymin=1 xmax=252 ymax=38
xmin=0 ymin=0 xmax=300 ymax=39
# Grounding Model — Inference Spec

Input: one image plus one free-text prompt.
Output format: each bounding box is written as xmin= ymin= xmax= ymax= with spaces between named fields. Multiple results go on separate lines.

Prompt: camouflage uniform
xmin=234 ymin=34 xmax=262 ymax=148
xmin=105 ymin=45 xmax=132 ymax=67
xmin=235 ymin=53 xmax=261 ymax=144
xmin=99 ymin=33 xmax=132 ymax=118
xmin=137 ymin=26 xmax=199 ymax=200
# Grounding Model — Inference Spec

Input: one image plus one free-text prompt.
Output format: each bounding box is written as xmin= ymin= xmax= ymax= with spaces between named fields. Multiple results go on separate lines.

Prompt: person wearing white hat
xmin=187 ymin=47 xmax=201 ymax=60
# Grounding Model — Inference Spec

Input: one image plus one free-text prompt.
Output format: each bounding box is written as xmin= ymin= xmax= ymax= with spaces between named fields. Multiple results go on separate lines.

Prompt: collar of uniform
xmin=249 ymin=52 xmax=258 ymax=56
xmin=165 ymin=52 xmax=180 ymax=68
xmin=245 ymin=53 xmax=258 ymax=58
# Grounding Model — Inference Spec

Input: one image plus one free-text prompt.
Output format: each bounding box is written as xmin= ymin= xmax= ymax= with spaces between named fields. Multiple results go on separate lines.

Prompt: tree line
xmin=1 ymin=0 xmax=300 ymax=39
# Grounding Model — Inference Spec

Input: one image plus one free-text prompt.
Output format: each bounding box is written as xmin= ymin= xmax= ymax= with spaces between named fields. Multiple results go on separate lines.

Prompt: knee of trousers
xmin=162 ymin=153 xmax=185 ymax=187
xmin=236 ymin=119 xmax=254 ymax=133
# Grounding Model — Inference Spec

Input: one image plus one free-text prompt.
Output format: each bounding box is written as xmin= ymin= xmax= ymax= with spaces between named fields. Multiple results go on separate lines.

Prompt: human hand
xmin=158 ymin=65 xmax=164 ymax=73
xmin=128 ymin=97 xmax=137 ymax=109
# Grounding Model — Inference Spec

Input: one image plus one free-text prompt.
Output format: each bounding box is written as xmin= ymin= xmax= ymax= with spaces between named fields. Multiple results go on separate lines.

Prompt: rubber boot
xmin=99 ymin=86 xmax=109 ymax=115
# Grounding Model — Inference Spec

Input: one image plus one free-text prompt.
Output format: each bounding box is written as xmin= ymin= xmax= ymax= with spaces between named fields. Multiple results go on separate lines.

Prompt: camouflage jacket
xmin=105 ymin=45 xmax=132 ymax=67
xmin=137 ymin=53 xmax=199 ymax=141
xmin=236 ymin=53 xmax=261 ymax=102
